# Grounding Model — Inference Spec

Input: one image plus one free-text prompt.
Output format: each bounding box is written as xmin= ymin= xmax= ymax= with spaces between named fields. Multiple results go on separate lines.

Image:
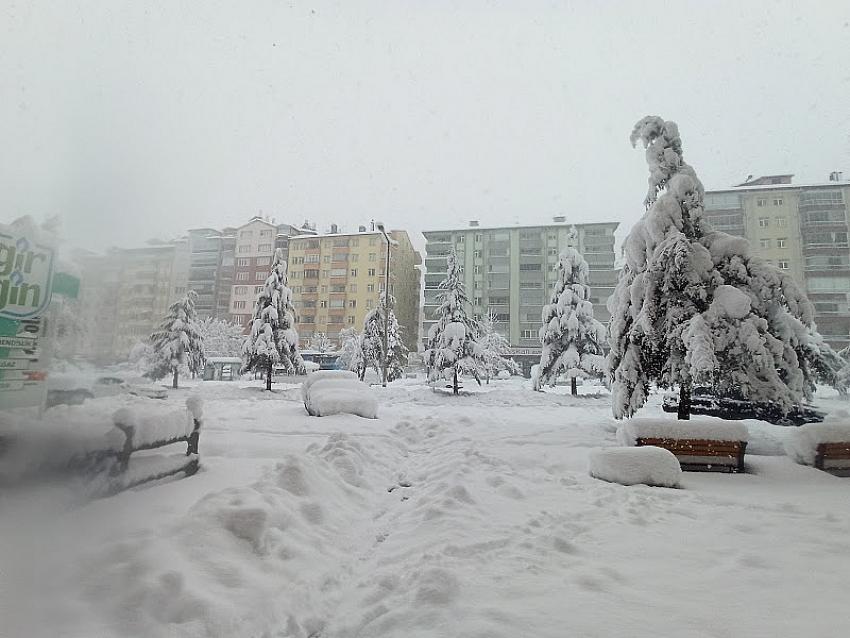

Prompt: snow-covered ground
xmin=3 ymin=377 xmax=849 ymax=637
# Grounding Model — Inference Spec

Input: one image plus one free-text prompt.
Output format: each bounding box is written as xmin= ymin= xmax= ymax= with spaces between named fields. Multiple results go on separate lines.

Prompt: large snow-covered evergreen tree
xmin=609 ymin=115 xmax=834 ymax=419
xmin=242 ymin=248 xmax=305 ymax=390
xmin=534 ymin=248 xmax=606 ymax=395
xmin=360 ymin=292 xmax=408 ymax=383
xmin=424 ymin=251 xmax=485 ymax=394
xmin=197 ymin=317 xmax=245 ymax=358
xmin=146 ymin=290 xmax=205 ymax=389
xmin=479 ymin=310 xmax=521 ymax=383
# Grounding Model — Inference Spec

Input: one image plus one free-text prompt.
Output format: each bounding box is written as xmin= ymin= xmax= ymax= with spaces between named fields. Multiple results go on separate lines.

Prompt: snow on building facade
xmin=704 ymin=173 xmax=850 ymax=348
xmin=287 ymin=225 xmax=422 ymax=351
xmin=423 ymin=219 xmax=619 ymax=374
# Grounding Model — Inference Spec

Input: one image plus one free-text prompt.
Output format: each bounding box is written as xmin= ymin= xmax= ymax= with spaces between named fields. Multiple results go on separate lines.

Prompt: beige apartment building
xmin=287 ymin=226 xmax=422 ymax=350
xmin=704 ymin=173 xmax=850 ymax=348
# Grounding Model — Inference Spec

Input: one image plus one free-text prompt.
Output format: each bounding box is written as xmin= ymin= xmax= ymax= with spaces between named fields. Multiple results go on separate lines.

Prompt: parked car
xmin=662 ymin=389 xmax=824 ymax=426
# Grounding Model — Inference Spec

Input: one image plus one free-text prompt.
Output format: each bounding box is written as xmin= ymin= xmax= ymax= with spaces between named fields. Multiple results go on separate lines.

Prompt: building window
xmin=773 ymin=197 xmax=783 ymax=206
xmin=367 ymin=284 xmax=375 ymax=292
xmin=778 ymin=260 xmax=790 ymax=270
xmin=519 ymin=263 xmax=542 ymax=271
xmin=349 ymin=300 xmax=356 ymax=308
xmin=347 ymin=316 xmax=355 ymax=324
xmin=350 ymin=253 xmax=358 ymax=262
xmin=320 ymin=300 xmax=327 ymax=308
xmin=331 ymin=268 xmax=347 ymax=277
xmin=235 ymin=286 xmax=247 ymax=295
xmin=758 ymin=217 xmax=769 ymax=228
xmin=368 ymin=268 xmax=376 ymax=276
xmin=233 ymin=300 xmax=246 ymax=309
xmin=259 ymin=230 xmax=271 ymax=237
xmin=254 ymin=286 xmax=264 ymax=293
xmin=760 ymin=239 xmax=771 ymax=249
xmin=757 ymin=198 xmax=767 ymax=207
xmin=237 ymin=258 xmax=250 ymax=266
xmin=473 ymin=265 xmax=481 ymax=274
xmin=238 ymin=245 xmax=251 ymax=253
xmin=369 ymin=237 xmax=378 ymax=246
xmin=777 ymin=238 xmax=787 ymax=248
xmin=776 ymin=216 xmax=787 ymax=228
xmin=350 ymin=269 xmax=358 ymax=277
xmin=236 ymin=272 xmax=248 ymax=281
xmin=320 ymin=285 xmax=327 ymax=293
xmin=304 ymin=270 xmax=319 ymax=279
xmin=305 ymin=254 xmax=320 ymax=263
xmin=369 ymin=253 xmax=376 ymax=262
xmin=457 ymin=235 xmax=465 ymax=243
xmin=474 ymin=296 xmax=482 ymax=306
xmin=521 ymin=329 xmax=537 ymax=339
xmin=255 ymin=272 xmax=265 ymax=280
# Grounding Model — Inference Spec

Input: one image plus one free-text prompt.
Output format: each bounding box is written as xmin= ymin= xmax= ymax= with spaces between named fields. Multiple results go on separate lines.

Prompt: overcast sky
xmin=2 ymin=1 xmax=849 ymax=252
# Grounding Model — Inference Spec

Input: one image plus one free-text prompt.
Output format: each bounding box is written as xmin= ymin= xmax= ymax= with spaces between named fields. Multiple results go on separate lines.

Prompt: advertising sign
xmin=0 ymin=227 xmax=55 ymax=320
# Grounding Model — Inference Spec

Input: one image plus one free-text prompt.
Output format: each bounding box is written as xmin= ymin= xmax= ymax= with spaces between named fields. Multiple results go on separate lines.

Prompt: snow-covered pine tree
xmin=197 ymin=317 xmax=245 ymax=358
xmin=534 ymin=248 xmax=606 ymax=395
xmin=337 ymin=326 xmax=366 ymax=379
xmin=479 ymin=310 xmax=521 ymax=383
xmin=146 ymin=290 xmax=205 ymax=389
xmin=242 ymin=248 xmax=305 ymax=390
xmin=424 ymin=251 xmax=485 ymax=394
xmin=610 ymin=115 xmax=836 ymax=419
xmin=360 ymin=292 xmax=408 ymax=383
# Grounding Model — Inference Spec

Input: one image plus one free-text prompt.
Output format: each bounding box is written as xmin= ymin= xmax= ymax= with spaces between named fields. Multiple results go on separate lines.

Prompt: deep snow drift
xmin=2 ymin=378 xmax=849 ymax=638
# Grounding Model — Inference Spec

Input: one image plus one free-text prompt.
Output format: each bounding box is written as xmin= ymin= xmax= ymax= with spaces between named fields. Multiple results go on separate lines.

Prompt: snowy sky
xmin=2 ymin=1 xmax=849 ymax=252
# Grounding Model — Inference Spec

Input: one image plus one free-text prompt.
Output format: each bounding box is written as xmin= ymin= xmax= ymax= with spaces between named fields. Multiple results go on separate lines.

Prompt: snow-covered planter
xmin=785 ymin=413 xmax=850 ymax=476
xmin=589 ymin=446 xmax=682 ymax=488
xmin=302 ymin=371 xmax=377 ymax=418
xmin=617 ymin=418 xmax=749 ymax=473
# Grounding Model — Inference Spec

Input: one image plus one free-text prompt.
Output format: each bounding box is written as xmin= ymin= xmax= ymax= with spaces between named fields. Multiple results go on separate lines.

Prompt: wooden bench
xmin=636 ymin=437 xmax=747 ymax=473
xmin=815 ymin=442 xmax=850 ymax=477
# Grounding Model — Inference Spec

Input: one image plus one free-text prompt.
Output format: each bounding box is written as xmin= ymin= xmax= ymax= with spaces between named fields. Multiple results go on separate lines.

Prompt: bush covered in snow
xmin=589 ymin=446 xmax=682 ymax=488
xmin=302 ymin=371 xmax=377 ymax=418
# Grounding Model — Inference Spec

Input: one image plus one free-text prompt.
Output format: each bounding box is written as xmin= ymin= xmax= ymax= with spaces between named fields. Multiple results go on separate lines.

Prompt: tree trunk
xmin=453 ymin=367 xmax=459 ymax=395
xmin=571 ymin=377 xmax=577 ymax=396
xmin=678 ymin=383 xmax=691 ymax=420
xmin=172 ymin=368 xmax=178 ymax=389
xmin=266 ymin=365 xmax=272 ymax=391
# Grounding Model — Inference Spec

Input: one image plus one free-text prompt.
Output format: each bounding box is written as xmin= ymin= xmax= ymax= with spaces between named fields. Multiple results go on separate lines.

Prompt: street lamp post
xmin=376 ymin=222 xmax=391 ymax=387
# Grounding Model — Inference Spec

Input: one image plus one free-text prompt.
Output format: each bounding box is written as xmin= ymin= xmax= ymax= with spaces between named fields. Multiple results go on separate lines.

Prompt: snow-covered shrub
xmin=424 ymin=250 xmax=485 ymax=394
xmin=242 ymin=248 xmax=305 ymax=390
xmin=146 ymin=291 xmax=205 ymax=389
xmin=301 ymin=371 xmax=377 ymax=418
xmin=198 ymin=317 xmax=245 ymax=358
xmin=479 ymin=310 xmax=522 ymax=383
xmin=534 ymin=248 xmax=606 ymax=394
xmin=589 ymin=447 xmax=682 ymax=488
xmin=337 ymin=327 xmax=365 ymax=378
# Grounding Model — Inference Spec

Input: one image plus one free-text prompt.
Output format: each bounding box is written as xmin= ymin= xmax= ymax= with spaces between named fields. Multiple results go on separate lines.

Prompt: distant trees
xmin=337 ymin=327 xmax=365 ymax=378
xmin=242 ymin=249 xmax=305 ymax=390
xmin=479 ymin=310 xmax=521 ymax=383
xmin=424 ymin=251 xmax=486 ymax=394
xmin=146 ymin=291 xmax=205 ymax=389
xmin=534 ymin=248 xmax=606 ymax=395
xmin=197 ymin=317 xmax=245 ymax=358
xmin=608 ymin=115 xmax=836 ymax=419
xmin=308 ymin=332 xmax=333 ymax=354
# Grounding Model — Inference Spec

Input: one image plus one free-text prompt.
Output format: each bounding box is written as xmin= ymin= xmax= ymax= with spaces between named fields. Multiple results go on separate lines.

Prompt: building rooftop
xmin=708 ymin=180 xmax=850 ymax=194
xmin=423 ymin=220 xmax=619 ymax=235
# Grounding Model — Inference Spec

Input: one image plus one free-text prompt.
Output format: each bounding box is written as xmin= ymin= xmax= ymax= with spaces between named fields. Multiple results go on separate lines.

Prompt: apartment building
xmin=187 ymin=227 xmax=236 ymax=319
xmin=423 ymin=218 xmax=619 ymax=374
xmin=704 ymin=173 xmax=850 ymax=348
xmin=287 ymin=226 xmax=422 ymax=350
xmin=229 ymin=217 xmax=314 ymax=328
xmin=103 ymin=239 xmax=190 ymax=360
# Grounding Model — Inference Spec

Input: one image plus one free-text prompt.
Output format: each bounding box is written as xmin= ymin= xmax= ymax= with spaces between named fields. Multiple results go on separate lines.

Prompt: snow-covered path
xmin=3 ymin=380 xmax=850 ymax=637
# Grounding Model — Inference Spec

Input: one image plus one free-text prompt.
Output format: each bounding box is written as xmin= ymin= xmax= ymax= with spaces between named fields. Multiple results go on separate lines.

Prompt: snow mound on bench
xmin=589 ymin=446 xmax=682 ymax=487
xmin=617 ymin=417 xmax=749 ymax=446
xmin=785 ymin=410 xmax=850 ymax=465
xmin=112 ymin=396 xmax=201 ymax=446
xmin=303 ymin=372 xmax=377 ymax=418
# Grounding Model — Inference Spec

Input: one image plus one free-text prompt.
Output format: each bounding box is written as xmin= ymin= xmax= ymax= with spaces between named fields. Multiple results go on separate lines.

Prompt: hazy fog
xmin=2 ymin=0 xmax=849 ymax=251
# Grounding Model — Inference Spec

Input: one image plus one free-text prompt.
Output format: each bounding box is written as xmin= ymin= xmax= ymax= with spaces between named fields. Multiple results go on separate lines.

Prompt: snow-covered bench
xmin=617 ymin=418 xmax=749 ymax=473
xmin=589 ymin=447 xmax=682 ymax=488
xmin=108 ymin=396 xmax=203 ymax=493
xmin=301 ymin=370 xmax=378 ymax=418
xmin=785 ymin=416 xmax=850 ymax=477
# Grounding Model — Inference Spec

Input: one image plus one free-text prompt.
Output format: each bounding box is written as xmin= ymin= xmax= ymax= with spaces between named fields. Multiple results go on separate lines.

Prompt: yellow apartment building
xmin=287 ymin=227 xmax=421 ymax=351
